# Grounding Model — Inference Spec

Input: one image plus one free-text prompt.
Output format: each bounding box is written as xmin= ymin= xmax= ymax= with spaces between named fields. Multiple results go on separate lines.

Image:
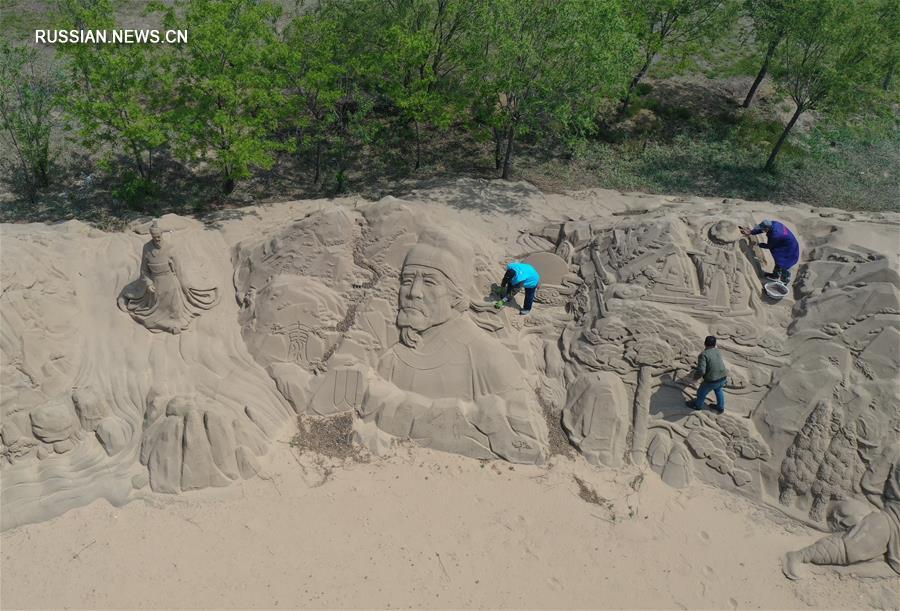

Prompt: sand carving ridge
xmin=2 ymin=184 xmax=898 ymax=577
xmin=1 ymin=217 xmax=290 ymax=530
xmin=514 ymin=210 xmax=898 ymax=575
xmin=233 ymin=205 xmax=549 ymax=463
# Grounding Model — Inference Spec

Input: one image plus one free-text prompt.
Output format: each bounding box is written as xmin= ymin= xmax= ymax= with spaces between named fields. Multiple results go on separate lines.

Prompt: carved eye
xmin=423 ymin=277 xmax=437 ymax=286
xmin=401 ymin=276 xmax=414 ymax=285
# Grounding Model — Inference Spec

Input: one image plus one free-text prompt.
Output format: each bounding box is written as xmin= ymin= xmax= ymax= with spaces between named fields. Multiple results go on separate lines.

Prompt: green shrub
xmin=113 ymin=173 xmax=160 ymax=210
xmin=0 ymin=42 xmax=61 ymax=202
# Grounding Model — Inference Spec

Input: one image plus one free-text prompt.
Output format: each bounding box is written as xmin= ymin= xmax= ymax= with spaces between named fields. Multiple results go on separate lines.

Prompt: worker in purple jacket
xmin=740 ymin=219 xmax=800 ymax=284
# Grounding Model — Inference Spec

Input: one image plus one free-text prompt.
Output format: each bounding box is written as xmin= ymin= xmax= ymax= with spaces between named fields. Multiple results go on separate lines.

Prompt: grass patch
xmin=524 ymin=91 xmax=898 ymax=212
xmin=0 ymin=1 xmax=48 ymax=44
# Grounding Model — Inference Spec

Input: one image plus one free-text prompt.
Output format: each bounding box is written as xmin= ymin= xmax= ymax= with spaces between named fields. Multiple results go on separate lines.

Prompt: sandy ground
xmin=2 ymin=430 xmax=897 ymax=610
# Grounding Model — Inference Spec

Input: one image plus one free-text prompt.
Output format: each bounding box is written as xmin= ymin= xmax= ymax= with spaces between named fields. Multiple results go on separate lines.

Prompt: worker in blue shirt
xmin=495 ymin=261 xmax=541 ymax=315
xmin=741 ymin=219 xmax=800 ymax=284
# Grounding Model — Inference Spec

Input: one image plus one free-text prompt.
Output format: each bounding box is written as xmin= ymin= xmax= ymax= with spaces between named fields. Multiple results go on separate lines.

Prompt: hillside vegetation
xmin=0 ymin=0 xmax=897 ymax=225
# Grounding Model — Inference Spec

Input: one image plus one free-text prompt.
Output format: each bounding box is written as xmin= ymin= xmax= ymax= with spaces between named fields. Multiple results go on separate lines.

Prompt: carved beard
xmin=397 ymin=308 xmax=428 ymax=348
xmin=398 ymin=326 xmax=421 ymax=349
xmin=396 ymin=290 xmax=466 ymax=349
xmin=397 ymin=307 xmax=430 ymax=331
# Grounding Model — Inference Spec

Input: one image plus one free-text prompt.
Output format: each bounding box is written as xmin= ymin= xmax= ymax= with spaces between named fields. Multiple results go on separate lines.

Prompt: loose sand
xmin=2 ymin=438 xmax=897 ymax=610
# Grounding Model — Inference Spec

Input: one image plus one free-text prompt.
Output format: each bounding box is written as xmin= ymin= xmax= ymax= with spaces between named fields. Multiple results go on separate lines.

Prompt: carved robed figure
xmin=118 ymin=221 xmax=219 ymax=333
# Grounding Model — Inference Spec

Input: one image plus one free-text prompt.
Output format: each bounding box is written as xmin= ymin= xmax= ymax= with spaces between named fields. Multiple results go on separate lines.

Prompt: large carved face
xmin=397 ymin=264 xmax=455 ymax=332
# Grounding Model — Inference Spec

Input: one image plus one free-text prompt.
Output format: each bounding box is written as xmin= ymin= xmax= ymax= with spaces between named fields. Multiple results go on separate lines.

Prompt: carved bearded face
xmin=397 ymin=264 xmax=456 ymax=334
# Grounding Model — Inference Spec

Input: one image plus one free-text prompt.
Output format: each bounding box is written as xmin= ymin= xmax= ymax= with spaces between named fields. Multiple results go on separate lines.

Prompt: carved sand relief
xmin=511 ymin=210 xmax=899 ymax=580
xmin=118 ymin=220 xmax=219 ymax=333
xmin=551 ymin=213 xmax=897 ymax=576
xmin=2 ymin=188 xmax=898 ymax=579
xmin=1 ymin=217 xmax=290 ymax=530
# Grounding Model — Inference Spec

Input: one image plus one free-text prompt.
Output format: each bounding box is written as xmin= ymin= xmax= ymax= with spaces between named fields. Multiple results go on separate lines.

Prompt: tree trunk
xmin=493 ymin=127 xmax=503 ymax=170
xmin=294 ymin=126 xmax=304 ymax=163
xmin=620 ymin=55 xmax=653 ymax=114
xmin=500 ymin=121 xmax=516 ymax=180
xmin=764 ymin=104 xmax=804 ymax=172
xmin=630 ymin=365 xmax=652 ymax=466
xmin=314 ymin=139 xmax=322 ymax=184
xmin=743 ymin=37 xmax=780 ymax=108
xmin=414 ymin=120 xmax=421 ymax=171
xmin=129 ymin=140 xmax=147 ymax=180
xmin=223 ymin=175 xmax=235 ymax=194
xmin=35 ymin=149 xmax=50 ymax=188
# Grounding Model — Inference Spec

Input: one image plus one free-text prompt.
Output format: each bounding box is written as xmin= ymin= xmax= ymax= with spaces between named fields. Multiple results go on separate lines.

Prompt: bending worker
xmin=495 ymin=261 xmax=540 ymax=315
xmin=740 ymin=219 xmax=800 ymax=284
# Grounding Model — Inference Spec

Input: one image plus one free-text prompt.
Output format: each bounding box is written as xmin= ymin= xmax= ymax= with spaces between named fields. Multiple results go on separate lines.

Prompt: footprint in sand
xmin=699 ymin=530 xmax=710 ymax=543
xmin=702 ymin=565 xmax=714 ymax=577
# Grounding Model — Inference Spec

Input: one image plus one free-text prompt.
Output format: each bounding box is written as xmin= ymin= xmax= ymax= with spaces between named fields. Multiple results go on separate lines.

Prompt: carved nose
xmin=408 ymin=275 xmax=425 ymax=298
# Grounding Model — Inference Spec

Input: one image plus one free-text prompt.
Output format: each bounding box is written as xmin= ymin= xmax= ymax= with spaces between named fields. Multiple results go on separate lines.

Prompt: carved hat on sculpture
xmin=402 ymin=229 xmax=475 ymax=301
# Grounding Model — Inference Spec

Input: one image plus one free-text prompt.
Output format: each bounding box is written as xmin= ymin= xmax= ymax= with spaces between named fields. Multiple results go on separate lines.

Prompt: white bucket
xmin=764 ymin=281 xmax=789 ymax=300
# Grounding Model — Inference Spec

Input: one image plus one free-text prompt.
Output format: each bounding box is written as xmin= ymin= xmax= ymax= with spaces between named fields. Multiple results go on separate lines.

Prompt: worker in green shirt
xmin=685 ymin=335 xmax=728 ymax=414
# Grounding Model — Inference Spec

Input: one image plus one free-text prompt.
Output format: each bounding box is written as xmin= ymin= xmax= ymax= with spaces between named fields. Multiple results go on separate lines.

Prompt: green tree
xmin=279 ymin=1 xmax=387 ymax=189
xmin=621 ymin=0 xmax=737 ymax=112
xmin=741 ymin=0 xmax=789 ymax=108
xmin=360 ymin=0 xmax=475 ymax=170
xmin=154 ymin=0 xmax=288 ymax=193
xmin=466 ymin=0 xmax=636 ymax=180
xmin=55 ymin=0 xmax=168 ymax=192
xmin=279 ymin=9 xmax=346 ymax=185
xmin=0 ymin=42 xmax=61 ymax=202
xmin=765 ymin=0 xmax=884 ymax=171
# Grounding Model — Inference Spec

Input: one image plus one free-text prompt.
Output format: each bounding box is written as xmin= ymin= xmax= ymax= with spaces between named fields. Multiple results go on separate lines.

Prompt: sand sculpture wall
xmin=1 ymin=188 xmax=898 ymax=575
xmin=1 ymin=218 xmax=291 ymax=530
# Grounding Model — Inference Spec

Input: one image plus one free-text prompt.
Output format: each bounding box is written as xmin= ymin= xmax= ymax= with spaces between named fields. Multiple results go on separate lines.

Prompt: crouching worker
xmin=740 ymin=219 xmax=800 ymax=284
xmin=495 ymin=261 xmax=540 ymax=315
xmin=685 ymin=335 xmax=728 ymax=414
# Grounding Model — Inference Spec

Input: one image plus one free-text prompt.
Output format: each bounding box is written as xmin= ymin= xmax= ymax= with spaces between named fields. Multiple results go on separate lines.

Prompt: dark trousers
xmin=771 ymin=265 xmax=792 ymax=283
xmin=691 ymin=377 xmax=727 ymax=410
xmin=501 ymin=269 xmax=537 ymax=311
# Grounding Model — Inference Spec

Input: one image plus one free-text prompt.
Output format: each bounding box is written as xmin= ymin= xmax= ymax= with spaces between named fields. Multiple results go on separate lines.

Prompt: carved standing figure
xmin=118 ymin=221 xmax=219 ymax=333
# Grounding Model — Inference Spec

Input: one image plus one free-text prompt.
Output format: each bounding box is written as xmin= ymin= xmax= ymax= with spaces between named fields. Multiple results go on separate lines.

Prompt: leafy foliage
xmin=353 ymin=0 xmax=475 ymax=171
xmin=0 ymin=42 xmax=61 ymax=201
xmin=153 ymin=0 xmax=289 ymax=193
xmin=55 ymin=0 xmax=168 ymax=192
xmin=621 ymin=0 xmax=738 ymax=109
xmin=764 ymin=0 xmax=887 ymax=169
xmin=465 ymin=0 xmax=637 ymax=178
xmin=278 ymin=7 xmax=352 ymax=185
xmin=0 ymin=0 xmax=894 ymax=218
xmin=740 ymin=0 xmax=790 ymax=107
